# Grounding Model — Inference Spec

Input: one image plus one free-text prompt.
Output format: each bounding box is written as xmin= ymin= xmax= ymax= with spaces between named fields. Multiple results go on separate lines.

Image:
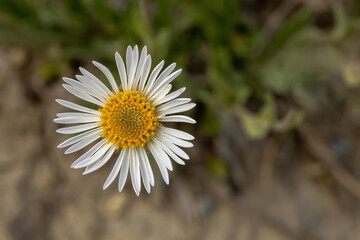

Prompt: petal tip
xmin=64 ymin=149 xmax=72 ymax=155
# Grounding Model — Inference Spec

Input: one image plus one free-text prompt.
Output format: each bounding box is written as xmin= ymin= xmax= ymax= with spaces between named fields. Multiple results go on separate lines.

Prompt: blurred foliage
xmin=0 ymin=0 xmax=359 ymax=142
xmin=206 ymin=156 xmax=229 ymax=180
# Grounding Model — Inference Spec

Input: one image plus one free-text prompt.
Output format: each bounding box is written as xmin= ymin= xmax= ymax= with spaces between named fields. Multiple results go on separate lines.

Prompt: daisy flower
xmin=54 ymin=45 xmax=196 ymax=195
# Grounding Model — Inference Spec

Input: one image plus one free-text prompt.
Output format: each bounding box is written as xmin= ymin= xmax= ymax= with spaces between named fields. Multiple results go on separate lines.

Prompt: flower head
xmin=54 ymin=45 xmax=196 ymax=195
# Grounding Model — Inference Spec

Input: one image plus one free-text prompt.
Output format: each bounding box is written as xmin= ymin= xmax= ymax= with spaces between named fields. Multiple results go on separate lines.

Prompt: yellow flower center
xmin=99 ymin=90 xmax=159 ymax=149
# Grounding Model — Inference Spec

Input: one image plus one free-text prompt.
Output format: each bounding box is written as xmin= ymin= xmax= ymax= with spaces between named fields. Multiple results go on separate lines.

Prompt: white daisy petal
xmin=71 ymin=139 xmax=107 ymax=167
xmin=148 ymin=141 xmax=172 ymax=183
xmin=62 ymin=77 xmax=107 ymax=103
xmin=144 ymin=60 xmax=164 ymax=95
xmin=75 ymin=144 xmax=111 ymax=169
xmin=118 ymin=148 xmax=131 ymax=192
xmin=148 ymin=68 xmax=182 ymax=99
xmin=128 ymin=45 xmax=139 ymax=90
xmin=125 ymin=46 xmax=133 ymax=81
xmin=159 ymin=103 xmax=196 ymax=116
xmin=138 ymin=148 xmax=151 ymax=192
xmin=56 ymin=46 xmax=195 ymax=195
xmin=75 ymin=75 xmax=111 ymax=99
xmin=140 ymin=164 xmax=151 ymax=193
xmin=62 ymin=84 xmax=105 ymax=107
xmin=115 ymin=51 xmax=128 ymax=91
xmin=57 ymin=128 xmax=102 ymax=148
xmin=157 ymin=98 xmax=191 ymax=112
xmin=153 ymin=87 xmax=186 ymax=106
xmin=159 ymin=115 xmax=196 ymax=124
xmin=78 ymin=68 xmax=113 ymax=97
xmin=103 ymin=149 xmax=126 ymax=190
xmin=146 ymin=63 xmax=176 ymax=98
xmin=138 ymin=55 xmax=151 ymax=93
xmin=73 ymin=142 xmax=111 ymax=169
xmin=139 ymin=147 xmax=154 ymax=186
xmin=54 ymin=115 xmax=100 ymax=124
xmin=157 ymin=135 xmax=190 ymax=160
xmin=149 ymin=84 xmax=171 ymax=105
xmin=151 ymin=63 xmax=176 ymax=89
xmin=56 ymin=112 xmax=99 ymax=118
xmin=56 ymin=123 xmax=99 ymax=134
xmin=152 ymin=141 xmax=173 ymax=170
xmin=148 ymin=142 xmax=170 ymax=184
xmin=159 ymin=126 xmax=194 ymax=140
xmin=64 ymin=132 xmax=101 ymax=154
xmin=132 ymin=46 xmax=147 ymax=90
xmin=54 ymin=117 xmax=99 ymax=125
xmin=160 ymin=132 xmax=193 ymax=148
xmin=153 ymin=137 xmax=185 ymax=165
xmin=151 ymin=84 xmax=172 ymax=104
xmin=56 ymin=99 xmax=100 ymax=115
xmin=92 ymin=61 xmax=119 ymax=93
xmin=130 ymin=148 xmax=141 ymax=196
xmin=83 ymin=144 xmax=116 ymax=175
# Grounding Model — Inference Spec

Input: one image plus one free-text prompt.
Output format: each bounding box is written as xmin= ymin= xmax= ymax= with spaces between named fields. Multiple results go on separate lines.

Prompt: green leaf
xmin=343 ymin=64 xmax=360 ymax=87
xmin=207 ymin=156 xmax=229 ymax=180
xmin=237 ymin=94 xmax=276 ymax=139
xmin=237 ymin=109 xmax=271 ymax=139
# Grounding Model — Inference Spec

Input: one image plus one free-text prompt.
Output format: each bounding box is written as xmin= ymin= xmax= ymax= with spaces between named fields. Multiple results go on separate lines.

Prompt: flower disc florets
xmin=99 ymin=90 xmax=159 ymax=148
